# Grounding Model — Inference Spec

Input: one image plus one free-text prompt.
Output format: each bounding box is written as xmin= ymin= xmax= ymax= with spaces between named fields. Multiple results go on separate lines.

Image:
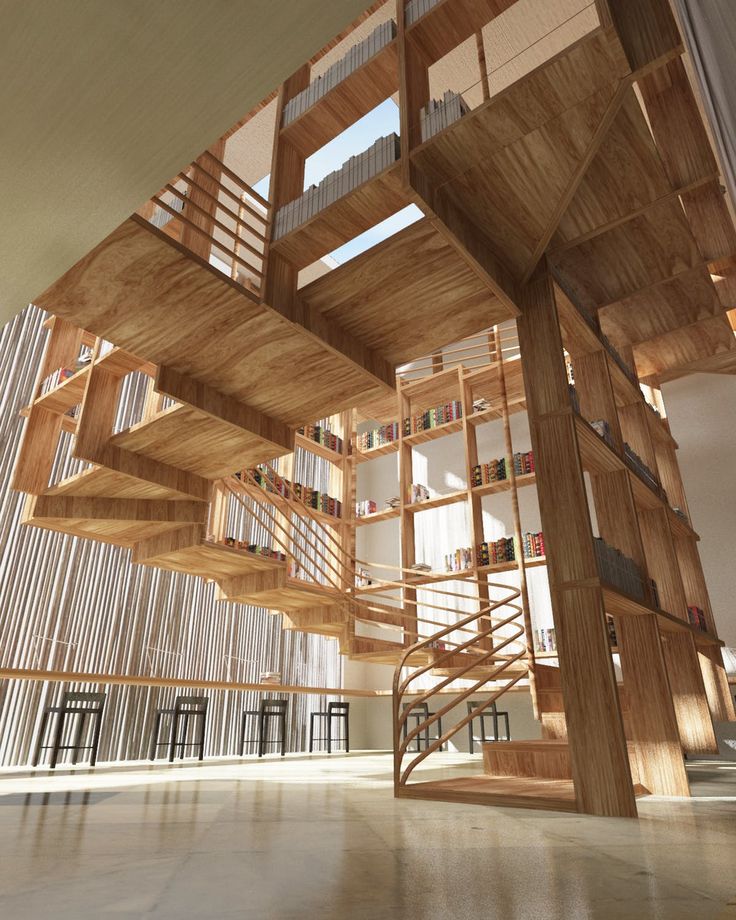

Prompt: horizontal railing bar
xmin=200 ymin=149 xmax=271 ymax=210
xmin=175 ymin=173 xmax=268 ymax=243
xmin=188 ymin=161 xmax=270 ymax=226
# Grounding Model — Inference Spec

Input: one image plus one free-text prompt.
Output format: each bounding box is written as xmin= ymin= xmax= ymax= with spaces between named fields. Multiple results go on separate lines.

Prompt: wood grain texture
xmin=697 ymin=647 xmax=736 ymax=723
xmin=661 ymin=632 xmax=719 ymax=755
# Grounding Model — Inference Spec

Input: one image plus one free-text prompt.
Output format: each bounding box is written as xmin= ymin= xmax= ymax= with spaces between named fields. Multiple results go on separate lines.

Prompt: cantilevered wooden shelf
xmin=280 ymin=39 xmax=399 ymax=158
xmin=477 ymin=556 xmax=546 ymax=576
xmin=472 ymin=471 xmax=536 ymax=498
xmin=270 ymin=163 xmax=407 ymax=268
xmin=405 ymin=490 xmax=466 ymax=513
xmin=403 ymin=417 xmax=463 ymax=446
xmin=354 ymin=505 xmax=401 ymax=526
xmin=294 ymin=432 xmax=344 ymax=464
xmin=601 ymin=584 xmax=722 ymax=647
xmin=354 ymin=439 xmax=399 ymax=463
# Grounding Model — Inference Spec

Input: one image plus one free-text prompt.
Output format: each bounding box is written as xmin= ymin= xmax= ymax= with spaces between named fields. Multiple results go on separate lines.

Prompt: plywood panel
xmin=633 ymin=316 xmax=736 ymax=381
xmin=661 ymin=632 xmax=718 ymax=755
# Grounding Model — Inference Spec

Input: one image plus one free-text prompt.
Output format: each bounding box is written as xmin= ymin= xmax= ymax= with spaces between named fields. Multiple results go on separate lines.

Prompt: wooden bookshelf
xmin=403 ymin=417 xmax=463 ymax=446
xmin=294 ymin=431 xmax=344 ymax=464
xmin=472 ymin=471 xmax=536 ymax=498
xmin=354 ymin=505 xmax=400 ymax=526
xmin=404 ymin=489 xmax=466 ymax=513
xmin=280 ymin=39 xmax=399 ymax=158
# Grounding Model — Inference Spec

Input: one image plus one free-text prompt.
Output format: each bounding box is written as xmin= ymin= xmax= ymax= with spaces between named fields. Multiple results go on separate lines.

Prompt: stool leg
xmin=32 ymin=710 xmax=51 ymax=767
xmin=280 ymin=713 xmax=286 ymax=757
xmin=150 ymin=712 xmax=162 ymax=761
xmin=327 ymin=714 xmax=332 ymax=755
xmin=493 ymin=708 xmax=499 ymax=741
xmin=169 ymin=712 xmax=179 ymax=763
xmin=309 ymin=713 xmax=314 ymax=753
xmin=468 ymin=717 xmax=474 ymax=754
xmin=503 ymin=713 xmax=510 ymax=741
xmin=197 ymin=712 xmax=206 ymax=761
xmin=180 ymin=713 xmax=190 ymax=759
xmin=437 ymin=716 xmax=443 ymax=751
xmin=50 ymin=711 xmax=66 ymax=770
xmin=71 ymin=712 xmax=86 ymax=765
xmin=258 ymin=711 xmax=265 ymax=758
xmin=239 ymin=712 xmax=247 ymax=756
xmin=345 ymin=713 xmax=350 ymax=754
xmin=90 ymin=711 xmax=103 ymax=766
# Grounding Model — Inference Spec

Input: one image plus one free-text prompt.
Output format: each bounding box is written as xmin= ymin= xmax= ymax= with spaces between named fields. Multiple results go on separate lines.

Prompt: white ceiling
xmin=0 ymin=0 xmax=372 ymax=327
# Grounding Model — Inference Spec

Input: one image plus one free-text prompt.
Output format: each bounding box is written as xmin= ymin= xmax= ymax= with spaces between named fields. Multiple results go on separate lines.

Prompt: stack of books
xmin=273 ymin=133 xmax=400 ymax=238
xmin=40 ymin=366 xmax=75 ymax=395
xmin=590 ymin=418 xmax=616 ymax=451
xmin=444 ymin=547 xmax=473 ymax=573
xmin=535 ymin=627 xmax=557 ymax=653
xmin=403 ymin=400 xmax=462 ymax=435
xmin=472 ymin=398 xmax=491 ymax=413
xmin=687 ymin=605 xmax=707 ymax=631
xmin=298 ymin=425 xmax=343 ymax=453
xmin=472 ymin=457 xmax=506 ymax=487
xmin=419 ymin=91 xmax=469 ymax=142
xmin=282 ymin=20 xmax=397 ymax=126
xmin=513 ymin=450 xmax=535 ymax=476
xmin=477 ymin=537 xmax=515 ymax=567
xmin=357 ymin=421 xmax=399 ymax=452
xmin=385 ymin=496 xmax=401 ymax=510
xmin=593 ymin=537 xmax=645 ymax=600
xmin=623 ymin=443 xmax=664 ymax=497
xmin=355 ymin=499 xmax=378 ymax=518
xmin=569 ymin=384 xmax=580 ymax=413
xmin=522 ymin=532 xmax=545 ymax=560
xmin=221 ymin=538 xmax=287 ymax=562
xmin=607 ymin=618 xmax=618 ymax=647
xmin=408 ymin=483 xmax=430 ymax=504
xmin=406 ymin=0 xmax=440 ymax=26
xmin=672 ymin=506 xmax=689 ymax=524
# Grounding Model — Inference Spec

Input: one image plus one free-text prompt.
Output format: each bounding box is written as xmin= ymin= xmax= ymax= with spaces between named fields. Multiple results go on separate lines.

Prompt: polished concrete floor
xmin=0 ymin=752 xmax=734 ymax=919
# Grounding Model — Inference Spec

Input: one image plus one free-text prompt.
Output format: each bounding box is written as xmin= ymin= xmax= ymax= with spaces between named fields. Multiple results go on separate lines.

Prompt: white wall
xmin=663 ymin=373 xmax=736 ymax=648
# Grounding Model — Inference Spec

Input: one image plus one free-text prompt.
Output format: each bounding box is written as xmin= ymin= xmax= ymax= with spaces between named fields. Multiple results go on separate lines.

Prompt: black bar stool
xmin=240 ymin=699 xmax=288 ymax=757
xmin=32 ymin=691 xmax=106 ymax=769
xmin=402 ymin=701 xmax=444 ymax=753
xmin=149 ymin=694 xmax=208 ymax=762
xmin=467 ymin=699 xmax=510 ymax=753
xmin=309 ymin=701 xmax=350 ymax=753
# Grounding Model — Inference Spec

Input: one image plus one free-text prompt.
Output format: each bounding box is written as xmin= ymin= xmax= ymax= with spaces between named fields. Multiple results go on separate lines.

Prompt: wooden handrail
xmin=200 ymin=149 xmax=271 ymax=211
xmin=176 ymin=171 xmax=268 ymax=240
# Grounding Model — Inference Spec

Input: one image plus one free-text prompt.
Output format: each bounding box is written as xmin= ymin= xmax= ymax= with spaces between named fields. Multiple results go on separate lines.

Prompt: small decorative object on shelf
xmin=357 ymin=421 xmax=399 ymax=452
xmin=298 ymin=424 xmax=343 ymax=454
xmin=594 ymin=537 xmax=645 ymax=600
xmin=590 ymin=418 xmax=616 ymax=451
xmin=355 ymin=499 xmax=378 ymax=518
xmin=409 ymin=562 xmax=431 ymax=573
xmin=403 ymin=399 xmax=462 ymax=435
xmin=687 ymin=605 xmax=707 ymax=631
xmin=385 ymin=496 xmax=401 ymax=509
xmin=409 ymin=483 xmax=430 ymax=504
xmin=472 ymin=397 xmax=491 ymax=412
xmin=535 ymin=627 xmax=557 ymax=653
xmin=444 ymin=547 xmax=473 ymax=573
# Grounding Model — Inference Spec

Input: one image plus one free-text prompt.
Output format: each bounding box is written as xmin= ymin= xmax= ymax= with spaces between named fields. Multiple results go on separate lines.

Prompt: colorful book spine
xmin=444 ymin=547 xmax=473 ymax=573
xmin=357 ymin=421 xmax=399 ymax=452
xmin=403 ymin=400 xmax=462 ymax=437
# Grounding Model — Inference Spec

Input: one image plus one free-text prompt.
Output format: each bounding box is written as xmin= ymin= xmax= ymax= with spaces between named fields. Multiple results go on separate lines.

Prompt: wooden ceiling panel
xmin=633 ymin=315 xmax=736 ymax=380
xmin=553 ymin=91 xmax=672 ymax=247
xmin=598 ymin=266 xmax=723 ymax=346
xmin=299 ymin=220 xmax=510 ymax=364
xmin=552 ymin=199 xmax=703 ymax=308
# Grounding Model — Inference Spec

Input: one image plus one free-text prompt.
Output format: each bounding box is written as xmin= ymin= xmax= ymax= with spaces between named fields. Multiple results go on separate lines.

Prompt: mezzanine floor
xmin=0 ymin=752 xmax=734 ymax=920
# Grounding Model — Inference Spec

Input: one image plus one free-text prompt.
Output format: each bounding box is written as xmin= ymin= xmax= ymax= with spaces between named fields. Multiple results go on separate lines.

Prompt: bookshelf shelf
xmin=355 ymin=439 xmax=400 ymax=463
xmin=405 ymin=0 xmax=515 ymax=66
xmin=354 ymin=506 xmax=401 ymax=526
xmin=280 ymin=39 xmax=399 ymax=158
xmin=403 ymin=417 xmax=464 ymax=446
xmin=472 ymin=471 xmax=536 ymax=498
xmin=477 ymin=556 xmax=547 ymax=576
xmin=466 ymin=406 xmax=506 ymax=426
xmin=405 ymin=490 xmax=466 ymax=513
xmin=34 ymin=366 xmax=89 ymax=413
xmin=601 ymin=586 xmax=721 ymax=648
xmin=269 ymin=162 xmax=407 ymax=268
xmin=294 ymin=432 xmax=344 ymax=465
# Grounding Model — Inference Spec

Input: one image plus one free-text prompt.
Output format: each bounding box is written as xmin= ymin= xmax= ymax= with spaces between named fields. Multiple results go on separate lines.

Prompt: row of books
xmin=472 ymin=458 xmax=506 ymax=487
xmin=593 ymin=537 xmax=644 ymax=600
xmin=356 ymin=421 xmax=399 ymax=452
xmin=477 ymin=537 xmax=516 ymax=567
xmin=408 ymin=483 xmax=430 ymax=504
xmin=444 ymin=547 xmax=473 ymax=573
xmin=221 ymin=539 xmax=286 ymax=562
xmin=406 ymin=0 xmax=440 ymax=26
xmin=282 ymin=20 xmax=397 ymax=126
xmin=404 ymin=400 xmax=462 ymax=435
xmin=297 ymin=424 xmax=343 ymax=454
xmin=273 ymin=133 xmax=400 ymax=239
xmin=535 ymin=627 xmax=557 ymax=653
xmin=248 ymin=467 xmax=342 ymax=518
xmin=623 ymin=442 xmax=664 ymax=497
xmin=420 ymin=91 xmax=469 ymax=142
xmin=513 ymin=451 xmax=535 ymax=476
xmin=522 ymin=531 xmax=545 ymax=560
xmin=355 ymin=499 xmax=378 ymax=518
xmin=39 ymin=344 xmax=94 ymax=396
xmin=590 ymin=418 xmax=617 ymax=451
xmin=569 ymin=383 xmax=580 ymax=414
xmin=687 ymin=605 xmax=708 ymax=632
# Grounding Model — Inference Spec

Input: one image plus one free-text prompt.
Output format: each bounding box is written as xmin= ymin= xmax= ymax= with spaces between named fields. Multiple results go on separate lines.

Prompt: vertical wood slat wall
xmin=0 ymin=306 xmax=343 ymax=766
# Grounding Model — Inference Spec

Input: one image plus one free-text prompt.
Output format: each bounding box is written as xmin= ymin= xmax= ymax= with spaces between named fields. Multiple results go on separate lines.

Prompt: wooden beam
xmin=661 ymin=632 xmax=719 ymax=754
xmin=30 ymin=495 xmax=208 ymax=524
xmin=698 ymin=646 xmax=736 ymax=723
xmin=88 ymin=445 xmax=211 ymax=503
xmin=155 ymin=365 xmax=294 ymax=454
xmin=600 ymin=0 xmax=682 ymax=75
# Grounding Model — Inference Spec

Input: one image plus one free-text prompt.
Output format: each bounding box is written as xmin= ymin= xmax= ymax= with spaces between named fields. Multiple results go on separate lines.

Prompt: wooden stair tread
xmin=397 ymin=775 xmax=578 ymax=812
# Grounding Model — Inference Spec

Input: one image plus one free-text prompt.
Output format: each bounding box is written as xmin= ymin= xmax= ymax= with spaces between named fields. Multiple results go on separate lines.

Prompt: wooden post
xmin=518 ymin=271 xmax=636 ymax=818
xmin=661 ymin=632 xmax=719 ymax=754
xmin=397 ymin=0 xmax=430 ymax=185
xmin=181 ymin=137 xmax=227 ymax=261
xmin=698 ymin=646 xmax=736 ymax=723
xmin=398 ymin=381 xmax=418 ymax=645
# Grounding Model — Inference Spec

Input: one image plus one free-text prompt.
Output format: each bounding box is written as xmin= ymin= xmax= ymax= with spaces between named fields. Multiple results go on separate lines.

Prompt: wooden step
xmin=215 ymin=567 xmax=341 ymax=611
xmin=343 ymin=635 xmax=433 ymax=665
xmin=397 ymin=775 xmax=578 ymax=812
xmin=482 ymin=739 xmax=643 ymax=787
xmin=281 ymin=605 xmax=349 ymax=638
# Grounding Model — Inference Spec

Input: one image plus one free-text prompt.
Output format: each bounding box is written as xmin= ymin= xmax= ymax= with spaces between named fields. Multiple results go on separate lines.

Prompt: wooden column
xmin=638 ymin=508 xmax=688 ymax=619
xmin=398 ymin=382 xmax=418 ymax=645
xmin=661 ymin=632 xmax=718 ymax=754
xmin=574 ymin=349 xmax=624 ymax=453
xmin=698 ymin=646 xmax=736 ymax=723
xmin=397 ymin=0 xmax=430 ymax=184
xmin=615 ymin=615 xmax=689 ymax=796
xmin=518 ymin=272 xmax=636 ymax=818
